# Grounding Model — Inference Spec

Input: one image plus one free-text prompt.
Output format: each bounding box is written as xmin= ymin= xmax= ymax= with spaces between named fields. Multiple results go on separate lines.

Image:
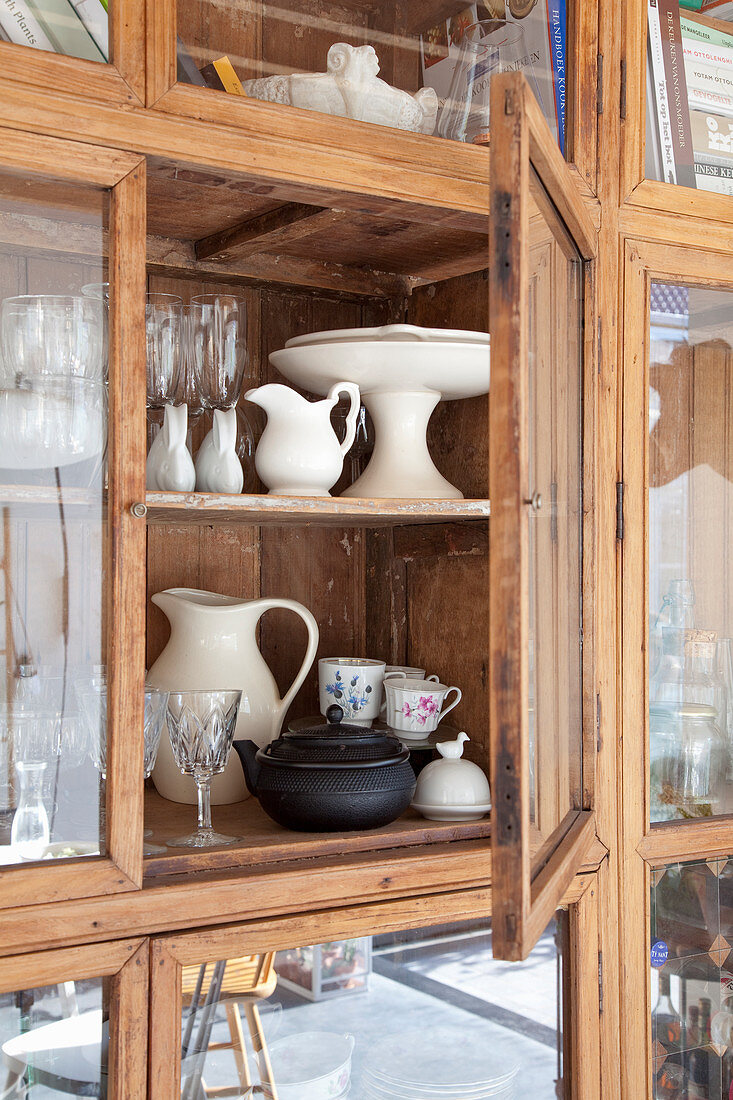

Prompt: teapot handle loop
xmin=327 ymin=382 xmax=361 ymax=456
xmin=255 ymin=598 xmax=320 ymax=733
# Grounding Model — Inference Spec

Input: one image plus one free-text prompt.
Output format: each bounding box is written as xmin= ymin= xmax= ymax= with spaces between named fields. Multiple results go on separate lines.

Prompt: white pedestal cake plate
xmin=269 ymin=325 xmax=490 ymax=499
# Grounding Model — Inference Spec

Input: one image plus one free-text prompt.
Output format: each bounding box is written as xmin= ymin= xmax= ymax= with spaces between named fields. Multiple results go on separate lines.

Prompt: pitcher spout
xmin=245 ymin=383 xmax=309 ymax=417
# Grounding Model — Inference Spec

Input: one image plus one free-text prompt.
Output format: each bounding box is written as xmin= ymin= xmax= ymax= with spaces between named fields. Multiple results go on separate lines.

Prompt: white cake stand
xmin=269 ymin=325 xmax=490 ymax=499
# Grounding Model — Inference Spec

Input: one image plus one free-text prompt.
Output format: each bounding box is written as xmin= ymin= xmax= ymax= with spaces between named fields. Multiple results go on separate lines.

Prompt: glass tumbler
xmin=1 ymin=294 xmax=107 ymax=383
xmin=437 ymin=20 xmax=541 ymax=145
xmin=189 ymin=295 xmax=248 ymax=410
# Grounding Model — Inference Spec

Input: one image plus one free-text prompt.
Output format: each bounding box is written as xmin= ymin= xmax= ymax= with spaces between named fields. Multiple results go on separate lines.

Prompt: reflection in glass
xmin=0 ymin=171 xmax=109 ymax=865
xmin=180 ymin=917 xmax=564 ymax=1098
xmin=526 ymin=170 xmax=584 ymax=839
xmin=0 ymin=977 xmax=106 ymax=1096
xmin=648 ymin=282 xmax=733 ymax=822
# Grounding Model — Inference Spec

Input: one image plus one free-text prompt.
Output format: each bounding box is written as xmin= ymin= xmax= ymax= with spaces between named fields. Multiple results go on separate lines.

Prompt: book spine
xmin=27 ymin=0 xmax=103 ymax=60
xmin=176 ymin=34 xmax=206 ymax=86
xmin=0 ymin=0 xmax=55 ymax=49
xmin=660 ymin=0 xmax=697 ymax=185
xmin=199 ymin=61 xmax=225 ymax=92
xmin=683 ymin=37 xmax=733 ymax=65
xmin=689 ymin=106 xmax=733 ymax=161
xmin=68 ymin=0 xmax=106 ymax=58
xmin=688 ymin=82 xmax=733 ymax=112
xmin=694 ymin=159 xmax=733 ymax=192
xmin=547 ymin=0 xmax=566 ymax=154
xmin=212 ymin=55 xmax=245 ymax=95
xmin=682 ymin=11 xmax=733 ymax=46
xmin=684 ymin=56 xmax=733 ymax=97
xmin=648 ymin=0 xmax=677 ymax=182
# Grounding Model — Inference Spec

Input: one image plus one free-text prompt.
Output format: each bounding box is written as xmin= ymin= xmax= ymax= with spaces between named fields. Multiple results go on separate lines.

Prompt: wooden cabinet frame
xmin=619 ymin=234 xmax=733 ymax=1098
xmin=0 ymin=127 xmax=147 ymax=909
xmin=0 ymin=0 xmax=145 ymax=106
xmin=489 ymin=71 xmax=600 ymax=961
xmin=149 ymin=875 xmax=602 ymax=1100
xmin=0 ymin=936 xmax=148 ymax=1100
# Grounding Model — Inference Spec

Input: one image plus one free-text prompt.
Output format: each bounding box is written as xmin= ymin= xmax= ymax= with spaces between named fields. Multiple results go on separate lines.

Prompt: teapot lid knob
xmin=326 ymin=704 xmax=344 ymax=725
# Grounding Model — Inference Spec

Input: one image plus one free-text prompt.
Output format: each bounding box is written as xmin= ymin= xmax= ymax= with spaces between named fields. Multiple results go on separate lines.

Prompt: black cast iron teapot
xmin=233 ymin=704 xmax=416 ymax=832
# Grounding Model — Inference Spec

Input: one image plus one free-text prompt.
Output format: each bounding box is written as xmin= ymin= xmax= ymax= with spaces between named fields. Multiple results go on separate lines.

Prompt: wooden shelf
xmin=144 ymin=491 xmax=491 ymax=527
xmin=143 ymin=787 xmax=491 ymax=878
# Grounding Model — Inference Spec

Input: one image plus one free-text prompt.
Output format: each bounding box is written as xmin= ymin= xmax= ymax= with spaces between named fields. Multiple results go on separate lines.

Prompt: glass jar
xmin=650 ymin=703 xmax=727 ymax=821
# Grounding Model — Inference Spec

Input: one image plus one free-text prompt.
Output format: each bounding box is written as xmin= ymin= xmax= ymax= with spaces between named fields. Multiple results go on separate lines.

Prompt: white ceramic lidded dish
xmin=285 ymin=323 xmax=490 ymax=348
xmin=412 ymin=733 xmax=491 ymax=822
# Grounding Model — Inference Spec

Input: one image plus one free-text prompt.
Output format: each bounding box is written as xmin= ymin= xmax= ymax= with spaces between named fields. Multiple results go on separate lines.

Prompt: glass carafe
xmin=11 ymin=761 xmax=50 ymax=860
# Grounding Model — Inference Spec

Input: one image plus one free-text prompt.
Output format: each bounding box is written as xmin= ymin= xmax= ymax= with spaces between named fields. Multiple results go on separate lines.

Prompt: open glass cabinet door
xmin=489 ymin=71 xmax=598 ymax=961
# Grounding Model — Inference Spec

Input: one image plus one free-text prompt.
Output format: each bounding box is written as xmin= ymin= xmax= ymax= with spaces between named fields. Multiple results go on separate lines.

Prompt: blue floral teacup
xmin=318 ymin=658 xmax=405 ymax=727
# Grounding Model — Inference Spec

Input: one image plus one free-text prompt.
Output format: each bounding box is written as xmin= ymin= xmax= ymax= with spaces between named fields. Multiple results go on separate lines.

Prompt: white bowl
xmin=271 ymin=337 xmax=490 ymax=399
xmin=0 ymin=376 xmax=106 ymax=469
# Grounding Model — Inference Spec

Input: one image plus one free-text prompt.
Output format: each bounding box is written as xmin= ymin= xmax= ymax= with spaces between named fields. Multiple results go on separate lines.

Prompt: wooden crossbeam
xmin=194 ymin=203 xmax=351 ymax=263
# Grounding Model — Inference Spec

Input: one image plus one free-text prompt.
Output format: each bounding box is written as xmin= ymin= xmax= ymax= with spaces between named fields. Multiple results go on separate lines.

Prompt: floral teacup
xmin=318 ymin=658 xmax=405 ymax=727
xmin=384 ymin=678 xmax=462 ymax=738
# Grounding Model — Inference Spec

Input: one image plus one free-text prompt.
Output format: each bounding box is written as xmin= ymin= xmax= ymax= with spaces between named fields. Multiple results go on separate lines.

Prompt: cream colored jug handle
xmin=328 ymin=382 xmax=361 ymax=456
xmin=256 ymin=598 xmax=320 ymax=732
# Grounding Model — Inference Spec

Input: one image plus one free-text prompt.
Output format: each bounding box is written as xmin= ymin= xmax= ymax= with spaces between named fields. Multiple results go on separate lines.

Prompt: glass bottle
xmin=10 ymin=761 xmax=49 ymax=860
xmin=723 ymin=1023 xmax=733 ymax=1100
xmin=654 ymin=971 xmax=685 ymax=1052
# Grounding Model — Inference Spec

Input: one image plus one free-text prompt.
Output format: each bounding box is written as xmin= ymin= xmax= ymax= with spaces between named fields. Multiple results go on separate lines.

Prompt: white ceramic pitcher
xmin=148 ymin=588 xmax=319 ymax=804
xmin=245 ymin=381 xmax=360 ymax=496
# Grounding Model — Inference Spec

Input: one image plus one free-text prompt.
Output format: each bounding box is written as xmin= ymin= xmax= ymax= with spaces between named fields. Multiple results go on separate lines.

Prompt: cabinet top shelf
xmin=144 ymin=492 xmax=491 ymax=526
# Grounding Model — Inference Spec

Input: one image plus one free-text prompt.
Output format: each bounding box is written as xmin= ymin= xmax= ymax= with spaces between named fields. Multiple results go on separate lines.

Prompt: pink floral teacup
xmin=383 ymin=677 xmax=462 ymax=738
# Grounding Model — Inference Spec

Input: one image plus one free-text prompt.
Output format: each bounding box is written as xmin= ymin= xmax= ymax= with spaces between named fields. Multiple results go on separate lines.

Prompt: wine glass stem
xmin=196 ymin=776 xmax=212 ymax=831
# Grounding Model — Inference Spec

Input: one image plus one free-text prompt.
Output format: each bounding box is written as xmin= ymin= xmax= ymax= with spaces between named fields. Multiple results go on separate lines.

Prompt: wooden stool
xmin=181 ymin=954 xmax=278 ymax=1099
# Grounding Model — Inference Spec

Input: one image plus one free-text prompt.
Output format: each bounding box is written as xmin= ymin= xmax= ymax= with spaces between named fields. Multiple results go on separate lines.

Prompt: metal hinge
xmin=620 ymin=59 xmax=627 ymax=120
xmin=550 ymin=480 xmax=558 ymax=543
xmin=597 ymin=53 xmax=603 ymax=115
xmin=616 ymin=480 xmax=625 ymax=541
xmin=598 ymin=951 xmax=604 ymax=1014
xmin=597 ymin=317 xmax=602 ymax=376
xmin=596 ymin=693 xmax=602 ymax=752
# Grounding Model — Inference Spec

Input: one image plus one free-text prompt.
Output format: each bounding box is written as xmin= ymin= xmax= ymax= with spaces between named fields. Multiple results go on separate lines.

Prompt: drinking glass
xmin=181 ymin=304 xmax=205 ymax=424
xmin=1 ymin=294 xmax=106 ymax=383
xmin=188 ymin=295 xmax=248 ymax=410
xmin=165 ymin=690 xmax=242 ymax=848
xmin=78 ymin=685 xmax=170 ymax=855
xmin=437 ymin=20 xmax=541 ymax=145
xmin=146 ymin=293 xmax=183 ymax=409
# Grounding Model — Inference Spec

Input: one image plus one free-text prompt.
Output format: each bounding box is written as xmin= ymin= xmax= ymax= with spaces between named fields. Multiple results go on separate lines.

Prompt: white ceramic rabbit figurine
xmin=146 ymin=403 xmax=196 ymax=491
xmin=194 ymin=407 xmax=244 ymax=494
xmin=245 ymin=380 xmax=360 ymax=496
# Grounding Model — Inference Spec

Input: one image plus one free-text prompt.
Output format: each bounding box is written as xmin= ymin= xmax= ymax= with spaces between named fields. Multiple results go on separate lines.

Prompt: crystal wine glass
xmin=188 ymin=295 xmax=248 ymax=410
xmin=165 ymin=690 xmax=242 ymax=848
xmin=78 ymin=685 xmax=170 ymax=855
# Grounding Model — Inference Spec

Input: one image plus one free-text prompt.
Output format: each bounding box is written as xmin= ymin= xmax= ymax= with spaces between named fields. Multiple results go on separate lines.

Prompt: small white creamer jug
xmin=245 ymin=381 xmax=360 ymax=496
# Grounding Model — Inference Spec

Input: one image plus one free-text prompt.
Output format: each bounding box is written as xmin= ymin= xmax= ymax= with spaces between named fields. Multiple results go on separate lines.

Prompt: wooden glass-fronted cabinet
xmin=0 ymin=0 xmax=621 ymax=1096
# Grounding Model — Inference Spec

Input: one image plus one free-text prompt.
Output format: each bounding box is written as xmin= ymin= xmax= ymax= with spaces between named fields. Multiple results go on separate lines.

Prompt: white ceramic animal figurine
xmin=194 ymin=407 xmax=244 ymax=494
xmin=242 ymin=43 xmax=438 ymax=135
xmin=145 ymin=403 xmax=196 ymax=491
xmin=245 ymin=380 xmax=360 ymax=496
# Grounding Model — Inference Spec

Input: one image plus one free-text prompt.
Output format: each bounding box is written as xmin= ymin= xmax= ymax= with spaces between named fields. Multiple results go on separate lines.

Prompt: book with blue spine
xmin=547 ymin=0 xmax=566 ymax=154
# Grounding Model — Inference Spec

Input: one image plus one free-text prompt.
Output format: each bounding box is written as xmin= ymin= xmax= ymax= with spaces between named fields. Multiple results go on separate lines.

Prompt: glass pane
xmin=648 ymin=282 xmax=733 ymax=824
xmin=650 ymin=857 xmax=733 ymax=1099
xmin=180 ymin=916 xmax=565 ymax=1098
xmin=0 ymin=169 xmax=109 ymax=865
xmin=527 ymin=170 xmax=584 ymax=845
xmin=645 ymin=2 xmax=733 ymax=194
xmin=0 ymin=0 xmax=109 ymax=63
xmin=0 ymin=975 xmax=107 ymax=1097
xmin=175 ymin=2 xmax=566 ymax=151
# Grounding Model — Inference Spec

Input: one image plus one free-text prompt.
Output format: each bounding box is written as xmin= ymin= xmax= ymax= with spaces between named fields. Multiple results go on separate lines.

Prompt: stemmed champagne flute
xmin=165 ymin=690 xmax=242 ymax=848
xmin=188 ymin=295 xmax=249 ymax=493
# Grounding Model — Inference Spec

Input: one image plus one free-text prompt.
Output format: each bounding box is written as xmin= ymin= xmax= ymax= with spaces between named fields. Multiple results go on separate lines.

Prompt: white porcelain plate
xmin=285 ymin=324 xmax=490 ymax=348
xmin=411 ymin=801 xmax=491 ymax=822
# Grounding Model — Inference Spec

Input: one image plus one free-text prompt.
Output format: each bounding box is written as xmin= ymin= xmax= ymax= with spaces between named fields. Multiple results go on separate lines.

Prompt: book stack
xmin=648 ymin=0 xmax=733 ymax=194
xmin=0 ymin=0 xmax=107 ymax=60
